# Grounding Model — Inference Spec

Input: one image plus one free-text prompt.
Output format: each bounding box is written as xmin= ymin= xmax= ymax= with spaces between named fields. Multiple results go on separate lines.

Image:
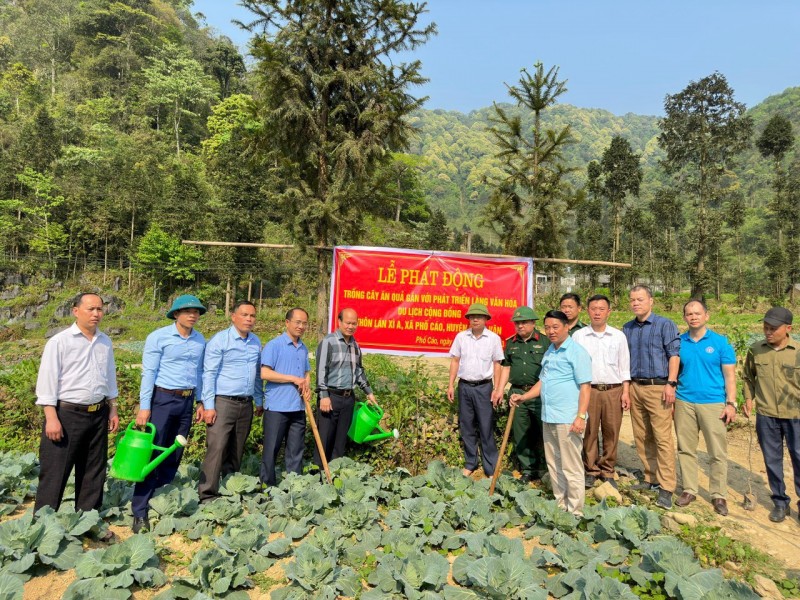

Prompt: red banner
xmin=329 ymin=246 xmax=533 ymax=356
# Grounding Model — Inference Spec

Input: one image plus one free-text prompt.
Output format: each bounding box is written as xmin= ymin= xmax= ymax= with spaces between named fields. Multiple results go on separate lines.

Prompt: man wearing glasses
xmin=259 ymin=308 xmax=311 ymax=486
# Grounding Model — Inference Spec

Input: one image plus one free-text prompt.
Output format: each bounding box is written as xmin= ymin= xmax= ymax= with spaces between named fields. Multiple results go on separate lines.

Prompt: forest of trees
xmin=0 ymin=0 xmax=798 ymax=312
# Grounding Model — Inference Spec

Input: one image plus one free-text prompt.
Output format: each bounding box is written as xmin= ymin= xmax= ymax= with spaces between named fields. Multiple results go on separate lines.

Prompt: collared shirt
xmin=201 ymin=326 xmax=264 ymax=410
xmin=743 ymin=338 xmax=800 ymax=419
xmin=449 ymin=327 xmax=504 ymax=381
xmin=539 ymin=336 xmax=593 ymax=424
xmin=36 ymin=323 xmax=118 ymax=406
xmin=677 ymin=329 xmax=736 ymax=405
xmin=316 ymin=330 xmax=372 ymax=399
xmin=139 ymin=323 xmax=205 ymax=409
xmin=623 ymin=313 xmax=680 ymax=379
xmin=502 ymin=330 xmax=547 ymax=387
xmin=261 ymin=332 xmax=310 ymax=412
xmin=568 ymin=321 xmax=587 ymax=337
xmin=572 ymin=324 xmax=631 ymax=385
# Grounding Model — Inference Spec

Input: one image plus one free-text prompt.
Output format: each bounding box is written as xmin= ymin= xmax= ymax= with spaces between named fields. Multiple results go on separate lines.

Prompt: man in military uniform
xmin=494 ymin=306 xmax=548 ymax=482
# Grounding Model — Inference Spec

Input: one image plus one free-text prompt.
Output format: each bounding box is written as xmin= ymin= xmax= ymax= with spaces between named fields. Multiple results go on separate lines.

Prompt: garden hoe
xmin=303 ymin=388 xmax=332 ymax=484
xmin=742 ymin=414 xmax=756 ymax=511
xmin=489 ymin=403 xmax=516 ymax=496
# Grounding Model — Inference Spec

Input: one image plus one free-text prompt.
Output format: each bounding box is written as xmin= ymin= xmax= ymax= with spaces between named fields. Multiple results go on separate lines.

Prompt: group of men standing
xmin=34 ymin=293 xmax=374 ymax=534
xmin=450 ymin=287 xmax=800 ymax=523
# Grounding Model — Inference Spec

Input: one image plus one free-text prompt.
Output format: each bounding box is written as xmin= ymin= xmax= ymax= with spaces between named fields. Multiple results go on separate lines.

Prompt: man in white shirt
xmin=447 ymin=303 xmax=505 ymax=477
xmin=572 ymin=294 xmax=631 ymax=489
xmin=34 ymin=292 xmax=119 ymax=513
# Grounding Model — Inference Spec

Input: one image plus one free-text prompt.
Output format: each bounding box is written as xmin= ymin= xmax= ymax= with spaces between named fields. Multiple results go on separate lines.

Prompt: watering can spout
xmin=140 ymin=435 xmax=187 ymax=478
xmin=361 ymin=428 xmax=400 ymax=443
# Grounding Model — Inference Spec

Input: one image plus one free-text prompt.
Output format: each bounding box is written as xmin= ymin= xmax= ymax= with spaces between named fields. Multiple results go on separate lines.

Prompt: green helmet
xmin=166 ymin=294 xmax=207 ymax=320
xmin=511 ymin=306 xmax=539 ymax=322
xmin=465 ymin=303 xmax=491 ymax=320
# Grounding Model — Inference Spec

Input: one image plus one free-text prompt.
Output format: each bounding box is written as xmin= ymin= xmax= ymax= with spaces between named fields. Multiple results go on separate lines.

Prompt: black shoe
xmin=769 ymin=504 xmax=790 ymax=523
xmin=584 ymin=475 xmax=597 ymax=489
xmin=601 ymin=477 xmax=618 ymax=490
xmin=655 ymin=489 xmax=673 ymax=510
xmin=132 ymin=517 xmax=150 ymax=534
xmin=631 ymin=480 xmax=659 ymax=492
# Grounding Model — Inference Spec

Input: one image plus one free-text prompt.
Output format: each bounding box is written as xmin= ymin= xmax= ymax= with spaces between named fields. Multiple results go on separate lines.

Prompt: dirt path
xmin=614 ymin=412 xmax=800 ymax=574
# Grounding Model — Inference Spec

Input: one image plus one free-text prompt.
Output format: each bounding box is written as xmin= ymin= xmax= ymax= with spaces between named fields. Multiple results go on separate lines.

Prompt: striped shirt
xmin=316 ymin=330 xmax=373 ymax=399
xmin=622 ymin=313 xmax=680 ymax=379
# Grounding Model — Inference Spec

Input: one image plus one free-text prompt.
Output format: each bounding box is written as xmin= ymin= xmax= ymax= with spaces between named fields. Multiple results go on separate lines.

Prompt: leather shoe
xmin=132 ymin=517 xmax=150 ymax=534
xmin=769 ymin=504 xmax=790 ymax=523
xmin=712 ymin=498 xmax=728 ymax=516
xmin=675 ymin=492 xmax=696 ymax=507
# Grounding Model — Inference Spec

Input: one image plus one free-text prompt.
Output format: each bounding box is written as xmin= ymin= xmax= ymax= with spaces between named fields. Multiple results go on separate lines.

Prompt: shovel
xmin=742 ymin=414 xmax=756 ymax=511
xmin=489 ymin=403 xmax=516 ymax=496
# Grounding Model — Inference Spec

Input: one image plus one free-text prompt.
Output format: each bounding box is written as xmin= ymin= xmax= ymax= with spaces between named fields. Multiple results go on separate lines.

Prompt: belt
xmin=591 ymin=383 xmax=623 ymax=391
xmin=155 ymin=386 xmax=195 ymax=397
xmin=460 ymin=378 xmax=493 ymax=386
xmin=327 ymin=388 xmax=353 ymax=397
xmin=217 ymin=395 xmax=253 ymax=403
xmin=632 ymin=378 xmax=667 ymax=386
xmin=57 ymin=399 xmax=107 ymax=413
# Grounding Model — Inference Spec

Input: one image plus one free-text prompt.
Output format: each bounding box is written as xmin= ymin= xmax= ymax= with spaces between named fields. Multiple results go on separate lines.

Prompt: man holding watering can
xmin=198 ymin=300 xmax=263 ymax=503
xmin=132 ymin=294 xmax=206 ymax=533
xmin=314 ymin=308 xmax=376 ymax=468
xmin=35 ymin=292 xmax=119 ymax=516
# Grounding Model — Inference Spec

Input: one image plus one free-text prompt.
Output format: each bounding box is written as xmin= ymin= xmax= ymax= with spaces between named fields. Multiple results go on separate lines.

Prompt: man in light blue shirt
xmin=511 ymin=310 xmax=592 ymax=516
xmin=260 ymin=307 xmax=311 ymax=486
xmin=132 ymin=295 xmax=206 ymax=533
xmin=198 ymin=301 xmax=263 ymax=502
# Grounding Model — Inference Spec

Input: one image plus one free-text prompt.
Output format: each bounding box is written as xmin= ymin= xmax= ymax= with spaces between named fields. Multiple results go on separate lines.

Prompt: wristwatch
xmin=576 ymin=412 xmax=587 ymax=420
xmin=667 ymin=380 xmax=678 ymax=388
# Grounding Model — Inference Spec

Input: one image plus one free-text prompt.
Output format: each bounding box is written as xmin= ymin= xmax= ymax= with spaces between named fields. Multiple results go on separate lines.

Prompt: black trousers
xmin=198 ymin=395 xmax=254 ymax=501
xmin=35 ymin=403 xmax=108 ymax=512
xmin=313 ymin=392 xmax=355 ymax=468
xmin=260 ymin=409 xmax=305 ymax=486
xmin=458 ymin=381 xmax=497 ymax=476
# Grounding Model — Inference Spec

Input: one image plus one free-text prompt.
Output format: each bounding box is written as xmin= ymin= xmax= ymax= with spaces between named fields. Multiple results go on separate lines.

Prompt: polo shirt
xmin=539 ymin=336 xmax=593 ymax=424
xmin=201 ymin=326 xmax=264 ymax=410
xmin=139 ymin=323 xmax=205 ymax=410
xmin=743 ymin=338 xmax=800 ymax=419
xmin=449 ymin=328 xmax=504 ymax=381
xmin=261 ymin=332 xmax=310 ymax=412
xmin=676 ymin=329 xmax=736 ymax=404
xmin=623 ymin=313 xmax=680 ymax=379
xmin=502 ymin=331 xmax=547 ymax=388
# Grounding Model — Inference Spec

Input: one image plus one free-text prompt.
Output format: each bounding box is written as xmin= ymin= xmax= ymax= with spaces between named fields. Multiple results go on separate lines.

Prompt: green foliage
xmin=0 ymin=359 xmax=39 ymax=453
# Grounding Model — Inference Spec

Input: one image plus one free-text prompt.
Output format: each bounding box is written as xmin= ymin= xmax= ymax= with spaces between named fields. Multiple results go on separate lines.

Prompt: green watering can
xmin=109 ymin=422 xmax=187 ymax=483
xmin=348 ymin=402 xmax=399 ymax=444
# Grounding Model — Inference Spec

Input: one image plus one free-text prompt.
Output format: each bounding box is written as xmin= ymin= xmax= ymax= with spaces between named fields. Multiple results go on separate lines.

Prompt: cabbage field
xmin=0 ymin=452 xmax=758 ymax=599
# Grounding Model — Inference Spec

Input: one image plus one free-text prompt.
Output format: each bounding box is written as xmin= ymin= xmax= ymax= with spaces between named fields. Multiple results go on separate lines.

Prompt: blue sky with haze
xmin=191 ymin=0 xmax=799 ymax=116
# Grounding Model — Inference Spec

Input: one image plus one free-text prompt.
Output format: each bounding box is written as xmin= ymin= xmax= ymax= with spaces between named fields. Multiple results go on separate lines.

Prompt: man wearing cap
xmin=510 ymin=310 xmax=593 ymax=516
xmin=572 ymin=294 xmax=631 ymax=489
xmin=623 ymin=284 xmax=680 ymax=510
xmin=260 ymin=307 xmax=311 ymax=486
xmin=743 ymin=306 xmax=800 ymax=523
xmin=34 ymin=292 xmax=119 ymax=516
xmin=673 ymin=300 xmax=736 ymax=516
xmin=495 ymin=306 xmax=548 ymax=482
xmin=314 ymin=308 xmax=376 ymax=468
xmin=198 ymin=300 xmax=263 ymax=503
xmin=560 ymin=293 xmax=587 ymax=336
xmin=447 ymin=303 xmax=505 ymax=477
xmin=132 ymin=294 xmax=206 ymax=533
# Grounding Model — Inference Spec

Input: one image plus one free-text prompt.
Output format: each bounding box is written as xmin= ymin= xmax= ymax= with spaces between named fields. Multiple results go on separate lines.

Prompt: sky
xmin=191 ymin=0 xmax=800 ymax=117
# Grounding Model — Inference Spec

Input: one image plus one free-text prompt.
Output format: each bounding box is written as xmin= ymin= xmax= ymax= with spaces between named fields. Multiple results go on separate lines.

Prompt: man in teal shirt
xmin=511 ymin=310 xmax=592 ymax=516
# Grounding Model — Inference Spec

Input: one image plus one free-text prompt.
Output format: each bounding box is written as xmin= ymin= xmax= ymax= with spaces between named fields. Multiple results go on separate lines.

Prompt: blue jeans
xmin=755 ymin=413 xmax=800 ymax=508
